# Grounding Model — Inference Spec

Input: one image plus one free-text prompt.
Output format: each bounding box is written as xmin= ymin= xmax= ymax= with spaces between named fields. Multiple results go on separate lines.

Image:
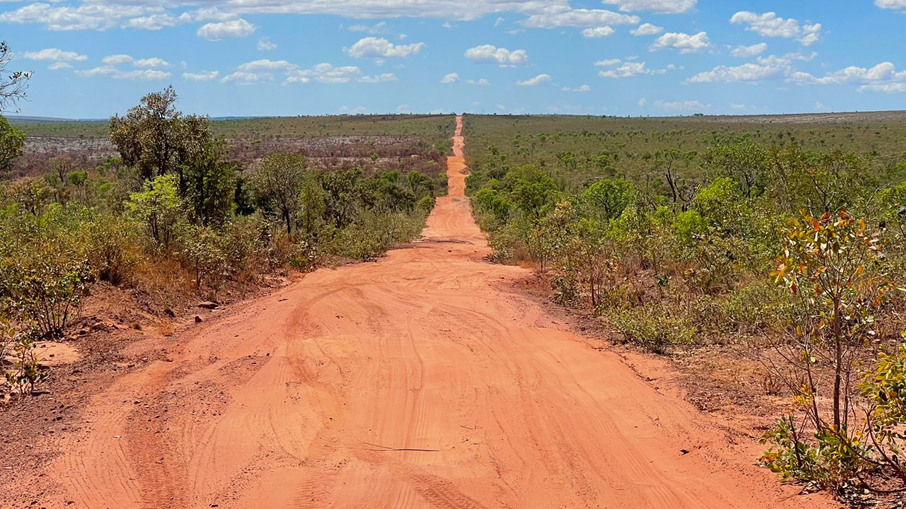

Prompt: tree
xmin=250 ymin=153 xmax=307 ymax=234
xmin=0 ymin=41 xmax=31 ymax=112
xmin=125 ymin=174 xmax=185 ymax=249
xmin=0 ymin=114 xmax=24 ymax=174
xmin=109 ymin=86 xmax=213 ymax=182
xmin=706 ymin=141 xmax=769 ymax=199
xmin=181 ymin=138 xmax=236 ymax=227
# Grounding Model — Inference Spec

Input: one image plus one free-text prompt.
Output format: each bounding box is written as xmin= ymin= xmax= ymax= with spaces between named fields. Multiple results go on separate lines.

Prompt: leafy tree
xmin=0 ymin=114 xmax=24 ymax=174
xmin=181 ymin=138 xmax=236 ymax=227
xmin=706 ymin=141 xmax=769 ymax=199
xmin=249 ymin=153 xmax=307 ymax=234
xmin=109 ymin=86 xmax=220 ymax=185
xmin=583 ymin=178 xmax=635 ymax=220
xmin=125 ymin=174 xmax=185 ymax=249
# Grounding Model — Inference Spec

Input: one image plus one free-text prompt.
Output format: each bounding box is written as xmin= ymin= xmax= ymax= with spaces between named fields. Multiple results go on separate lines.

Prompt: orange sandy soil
xmin=0 ymin=117 xmax=836 ymax=508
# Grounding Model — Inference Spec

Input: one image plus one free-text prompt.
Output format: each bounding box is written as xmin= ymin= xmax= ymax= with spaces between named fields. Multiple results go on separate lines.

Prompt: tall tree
xmin=250 ymin=153 xmax=307 ymax=234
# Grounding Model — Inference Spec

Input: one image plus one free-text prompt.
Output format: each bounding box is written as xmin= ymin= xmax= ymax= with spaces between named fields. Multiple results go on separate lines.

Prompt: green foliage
xmin=607 ymin=304 xmax=696 ymax=354
xmin=249 ymin=153 xmax=308 ymax=235
xmin=0 ymin=114 xmax=24 ymax=173
xmin=125 ymin=174 xmax=186 ymax=250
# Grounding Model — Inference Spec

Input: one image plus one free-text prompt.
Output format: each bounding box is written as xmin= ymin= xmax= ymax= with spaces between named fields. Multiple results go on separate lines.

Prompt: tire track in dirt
xmin=24 ymin=116 xmax=836 ymax=508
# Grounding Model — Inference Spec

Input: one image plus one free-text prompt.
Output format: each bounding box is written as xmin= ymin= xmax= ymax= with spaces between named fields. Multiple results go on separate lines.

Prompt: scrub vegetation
xmin=464 ymin=113 xmax=906 ymax=499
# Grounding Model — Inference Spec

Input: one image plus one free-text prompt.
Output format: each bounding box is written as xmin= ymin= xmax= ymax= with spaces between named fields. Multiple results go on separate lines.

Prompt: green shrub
xmin=607 ymin=304 xmax=696 ymax=354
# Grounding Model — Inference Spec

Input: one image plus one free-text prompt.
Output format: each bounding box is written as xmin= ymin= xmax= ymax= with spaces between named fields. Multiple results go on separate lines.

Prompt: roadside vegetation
xmin=0 ymin=64 xmax=447 ymax=399
xmin=464 ymin=113 xmax=906 ymax=499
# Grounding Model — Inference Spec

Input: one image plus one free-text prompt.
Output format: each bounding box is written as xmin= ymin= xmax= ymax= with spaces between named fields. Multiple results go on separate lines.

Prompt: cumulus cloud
xmin=655 ymin=99 xmax=710 ymax=111
xmin=197 ymin=18 xmax=255 ymax=41
xmin=517 ymin=74 xmax=551 ymax=86
xmin=687 ymin=54 xmax=794 ymax=83
xmin=76 ymin=66 xmax=171 ymax=80
xmin=22 ymin=48 xmax=87 ymax=62
xmin=133 ymin=57 xmax=169 ymax=68
xmin=285 ymin=63 xmax=395 ymax=85
xmin=48 ymin=62 xmax=73 ymax=71
xmin=582 ymin=26 xmax=615 ymax=38
xmin=346 ymin=37 xmax=425 ymax=59
xmin=562 ymin=84 xmax=591 ymax=92
xmin=441 ymin=72 xmax=460 ymax=84
xmin=102 ymin=54 xmax=133 ymax=65
xmin=601 ymin=0 xmax=697 ymax=14
xmin=650 ymin=31 xmax=710 ymax=53
xmin=522 ymin=7 xmax=639 ymax=28
xmin=792 ymin=62 xmax=906 ymax=89
xmin=0 ymin=3 xmax=150 ymax=31
xmin=465 ymin=45 xmax=529 ymax=67
xmin=257 ymin=37 xmax=277 ymax=51
xmin=466 ymin=78 xmax=491 ymax=86
xmin=730 ymin=11 xmax=822 ymax=46
xmin=631 ymin=23 xmax=663 ymax=36
xmin=183 ymin=70 xmax=220 ymax=81
xmin=730 ymin=43 xmax=768 ymax=58
xmin=875 ymin=0 xmax=906 ymax=10
xmin=596 ymin=59 xmax=667 ymax=78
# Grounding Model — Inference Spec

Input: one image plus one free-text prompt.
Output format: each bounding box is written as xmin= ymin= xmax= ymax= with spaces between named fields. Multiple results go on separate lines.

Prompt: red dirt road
xmin=32 ymin=117 xmax=831 ymax=508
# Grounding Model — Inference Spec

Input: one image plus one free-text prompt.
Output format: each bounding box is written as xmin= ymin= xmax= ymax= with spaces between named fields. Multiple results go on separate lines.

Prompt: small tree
xmin=0 ymin=114 xmax=24 ymax=174
xmin=250 ymin=153 xmax=307 ymax=234
xmin=125 ymin=174 xmax=185 ymax=249
xmin=763 ymin=210 xmax=892 ymax=488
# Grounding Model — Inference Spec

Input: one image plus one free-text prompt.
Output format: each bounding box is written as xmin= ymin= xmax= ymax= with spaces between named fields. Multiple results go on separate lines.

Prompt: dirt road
xmin=33 ymin=117 xmax=830 ymax=508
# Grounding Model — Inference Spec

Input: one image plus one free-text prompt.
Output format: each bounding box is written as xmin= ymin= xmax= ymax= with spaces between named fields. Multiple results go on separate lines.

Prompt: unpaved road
xmin=24 ymin=117 xmax=830 ymax=508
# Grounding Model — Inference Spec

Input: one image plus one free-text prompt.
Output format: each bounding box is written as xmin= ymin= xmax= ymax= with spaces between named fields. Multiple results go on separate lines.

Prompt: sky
xmin=2 ymin=0 xmax=906 ymax=119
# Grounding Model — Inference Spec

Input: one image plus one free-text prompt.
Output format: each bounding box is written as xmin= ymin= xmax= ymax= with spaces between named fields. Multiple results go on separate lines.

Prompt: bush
xmin=607 ymin=304 xmax=696 ymax=354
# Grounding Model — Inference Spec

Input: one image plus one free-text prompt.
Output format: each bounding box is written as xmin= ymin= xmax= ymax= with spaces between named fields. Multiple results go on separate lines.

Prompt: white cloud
xmin=22 ymin=48 xmax=87 ymax=62
xmin=876 ymin=0 xmax=906 ymax=9
xmin=348 ymin=21 xmax=387 ymax=33
xmin=792 ymin=62 xmax=906 ymax=86
xmin=582 ymin=26 xmax=615 ymax=38
xmin=687 ymin=54 xmax=793 ymax=83
xmin=238 ymin=59 xmax=298 ymax=72
xmin=284 ymin=63 xmax=393 ymax=85
xmin=466 ymin=78 xmax=491 ymax=86
xmin=197 ymin=19 xmax=255 ymax=41
xmin=859 ymin=83 xmax=906 ymax=93
xmin=346 ymin=37 xmax=425 ymax=59
xmin=650 ymin=31 xmax=710 ymax=53
xmin=221 ymin=71 xmax=270 ymax=85
xmin=465 ymin=45 xmax=529 ymax=67
xmin=0 ymin=3 xmax=151 ymax=31
xmin=257 ymin=37 xmax=277 ymax=51
xmin=562 ymin=84 xmax=591 ymax=92
xmin=730 ymin=11 xmax=822 ymax=46
xmin=102 ymin=54 xmax=133 ymax=65
xmin=655 ymin=99 xmax=710 ymax=111
xmin=597 ymin=59 xmax=666 ymax=78
xmin=522 ymin=7 xmax=639 ymax=28
xmin=441 ymin=72 xmax=460 ymax=84
xmin=730 ymin=43 xmax=768 ymax=58
xmin=76 ymin=66 xmax=171 ymax=80
xmin=133 ymin=57 xmax=170 ymax=68
xmin=631 ymin=23 xmax=663 ymax=36
xmin=638 ymin=97 xmax=648 ymax=107
xmin=183 ymin=70 xmax=220 ymax=82
xmin=48 ymin=62 xmax=73 ymax=71
xmin=517 ymin=74 xmax=551 ymax=86
xmin=123 ymin=14 xmax=179 ymax=31
xmin=601 ymin=0 xmax=696 ymax=14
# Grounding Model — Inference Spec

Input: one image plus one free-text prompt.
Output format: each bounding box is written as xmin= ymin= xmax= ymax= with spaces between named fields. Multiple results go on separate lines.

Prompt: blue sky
xmin=2 ymin=0 xmax=906 ymax=118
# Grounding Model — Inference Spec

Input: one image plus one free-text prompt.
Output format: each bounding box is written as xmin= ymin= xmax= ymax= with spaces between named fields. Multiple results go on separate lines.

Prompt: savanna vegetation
xmin=0 ymin=77 xmax=447 ymax=398
xmin=464 ymin=113 xmax=906 ymax=499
